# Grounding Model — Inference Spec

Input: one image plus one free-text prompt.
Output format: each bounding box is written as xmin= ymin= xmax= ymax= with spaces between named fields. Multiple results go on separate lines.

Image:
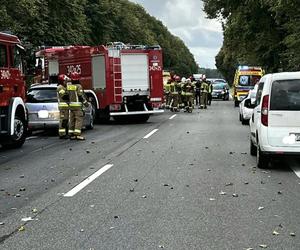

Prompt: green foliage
xmin=203 ymin=0 xmax=300 ymax=82
xmin=0 ymin=0 xmax=197 ymax=76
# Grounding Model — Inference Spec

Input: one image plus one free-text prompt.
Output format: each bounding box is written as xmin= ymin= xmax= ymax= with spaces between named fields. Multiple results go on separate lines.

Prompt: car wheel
xmin=257 ymin=144 xmax=269 ymax=169
xmin=250 ymin=139 xmax=256 ymax=156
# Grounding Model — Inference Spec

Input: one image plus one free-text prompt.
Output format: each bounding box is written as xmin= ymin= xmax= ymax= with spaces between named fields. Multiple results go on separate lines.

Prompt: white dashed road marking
xmin=169 ymin=114 xmax=177 ymax=120
xmin=64 ymin=164 xmax=114 ymax=197
xmin=143 ymin=129 xmax=159 ymax=139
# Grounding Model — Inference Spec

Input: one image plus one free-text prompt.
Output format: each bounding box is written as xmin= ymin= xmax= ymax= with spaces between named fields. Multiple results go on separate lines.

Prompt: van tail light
xmin=261 ymin=95 xmax=269 ymax=127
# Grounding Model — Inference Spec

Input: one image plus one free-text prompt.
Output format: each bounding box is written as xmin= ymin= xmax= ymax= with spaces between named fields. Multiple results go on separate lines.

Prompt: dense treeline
xmin=0 ymin=0 xmax=197 ymax=76
xmin=203 ymin=0 xmax=300 ymax=84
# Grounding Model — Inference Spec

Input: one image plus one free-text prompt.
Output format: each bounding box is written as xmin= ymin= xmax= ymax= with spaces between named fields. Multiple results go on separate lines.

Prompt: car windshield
xmin=214 ymin=80 xmax=226 ymax=84
xmin=239 ymin=75 xmax=261 ymax=86
xmin=27 ymin=88 xmax=57 ymax=103
xmin=270 ymin=79 xmax=300 ymax=111
xmin=213 ymin=84 xmax=224 ymax=90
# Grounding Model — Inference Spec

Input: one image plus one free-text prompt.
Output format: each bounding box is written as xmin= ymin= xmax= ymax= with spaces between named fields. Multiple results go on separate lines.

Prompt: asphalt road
xmin=0 ymin=101 xmax=300 ymax=250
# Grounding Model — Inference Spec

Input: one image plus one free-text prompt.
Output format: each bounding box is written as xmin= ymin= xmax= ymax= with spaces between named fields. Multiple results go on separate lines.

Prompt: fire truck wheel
xmin=2 ymin=116 xmax=26 ymax=149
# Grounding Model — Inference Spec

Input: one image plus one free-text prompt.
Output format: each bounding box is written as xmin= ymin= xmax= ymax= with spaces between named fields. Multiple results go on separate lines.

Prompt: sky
xmin=129 ymin=0 xmax=223 ymax=69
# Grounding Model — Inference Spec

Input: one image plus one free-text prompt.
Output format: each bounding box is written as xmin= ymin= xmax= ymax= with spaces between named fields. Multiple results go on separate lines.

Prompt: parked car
xmin=211 ymin=83 xmax=230 ymax=100
xmin=250 ymin=72 xmax=300 ymax=168
xmin=26 ymin=84 xmax=94 ymax=132
xmin=239 ymin=87 xmax=257 ymax=125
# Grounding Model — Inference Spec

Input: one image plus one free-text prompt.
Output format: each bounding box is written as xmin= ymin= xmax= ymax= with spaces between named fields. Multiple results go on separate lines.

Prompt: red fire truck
xmin=36 ymin=42 xmax=164 ymax=122
xmin=0 ymin=32 xmax=27 ymax=148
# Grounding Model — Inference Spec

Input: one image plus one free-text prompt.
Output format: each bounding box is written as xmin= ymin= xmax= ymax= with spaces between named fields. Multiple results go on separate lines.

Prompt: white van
xmin=250 ymin=72 xmax=300 ymax=168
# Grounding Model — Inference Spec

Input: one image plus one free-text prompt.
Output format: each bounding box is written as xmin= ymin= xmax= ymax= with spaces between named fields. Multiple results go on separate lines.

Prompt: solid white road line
xmin=291 ymin=165 xmax=300 ymax=179
xmin=64 ymin=164 xmax=114 ymax=197
xmin=169 ymin=114 xmax=177 ymax=120
xmin=143 ymin=129 xmax=159 ymax=139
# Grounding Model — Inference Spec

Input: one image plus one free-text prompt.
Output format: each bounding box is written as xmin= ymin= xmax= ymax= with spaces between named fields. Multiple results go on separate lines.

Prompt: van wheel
xmin=250 ymin=139 xmax=256 ymax=156
xmin=2 ymin=116 xmax=26 ymax=149
xmin=257 ymin=145 xmax=269 ymax=169
xmin=241 ymin=116 xmax=248 ymax=125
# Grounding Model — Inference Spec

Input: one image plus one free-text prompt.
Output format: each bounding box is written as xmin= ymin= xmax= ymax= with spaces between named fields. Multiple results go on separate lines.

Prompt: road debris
xmin=21 ymin=217 xmax=36 ymax=222
xmin=259 ymin=244 xmax=268 ymax=248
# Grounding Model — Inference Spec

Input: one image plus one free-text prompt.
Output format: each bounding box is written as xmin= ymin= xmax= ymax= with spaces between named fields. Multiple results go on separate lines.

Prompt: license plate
xmin=38 ymin=110 xmax=49 ymax=119
xmin=290 ymin=133 xmax=300 ymax=141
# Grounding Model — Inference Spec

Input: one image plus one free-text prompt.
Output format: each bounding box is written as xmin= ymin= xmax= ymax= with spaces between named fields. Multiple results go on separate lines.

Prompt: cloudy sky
xmin=129 ymin=0 xmax=223 ymax=69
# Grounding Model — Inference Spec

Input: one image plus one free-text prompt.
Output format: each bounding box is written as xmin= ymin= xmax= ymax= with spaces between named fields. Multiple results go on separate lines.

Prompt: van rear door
xmin=268 ymin=79 xmax=300 ymax=147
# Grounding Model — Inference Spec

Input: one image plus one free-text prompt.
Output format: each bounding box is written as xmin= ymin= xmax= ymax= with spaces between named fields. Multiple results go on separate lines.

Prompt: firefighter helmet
xmin=58 ymin=74 xmax=66 ymax=84
xmin=70 ymin=72 xmax=81 ymax=81
xmin=181 ymin=77 xmax=187 ymax=83
xmin=175 ymin=76 xmax=181 ymax=81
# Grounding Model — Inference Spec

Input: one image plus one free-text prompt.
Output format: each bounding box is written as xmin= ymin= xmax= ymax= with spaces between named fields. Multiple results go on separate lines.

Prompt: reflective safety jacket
xmin=184 ymin=83 xmax=194 ymax=96
xmin=170 ymin=81 xmax=178 ymax=94
xmin=164 ymin=83 xmax=171 ymax=94
xmin=67 ymin=83 xmax=87 ymax=110
xmin=57 ymin=85 xmax=69 ymax=110
xmin=201 ymin=81 xmax=209 ymax=93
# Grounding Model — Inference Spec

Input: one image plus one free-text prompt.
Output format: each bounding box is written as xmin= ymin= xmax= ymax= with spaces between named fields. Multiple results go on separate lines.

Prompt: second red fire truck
xmin=36 ymin=42 xmax=164 ymax=122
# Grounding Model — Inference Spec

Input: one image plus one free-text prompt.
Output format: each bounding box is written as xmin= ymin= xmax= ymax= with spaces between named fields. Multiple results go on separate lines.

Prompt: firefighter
xmin=184 ymin=78 xmax=194 ymax=112
xmin=207 ymin=80 xmax=213 ymax=106
xmin=170 ymin=76 xmax=180 ymax=112
xmin=195 ymin=80 xmax=201 ymax=106
xmin=179 ymin=77 xmax=185 ymax=109
xmin=57 ymin=74 xmax=70 ymax=139
xmin=200 ymin=76 xmax=209 ymax=109
xmin=164 ymin=79 xmax=172 ymax=109
xmin=68 ymin=72 xmax=89 ymax=140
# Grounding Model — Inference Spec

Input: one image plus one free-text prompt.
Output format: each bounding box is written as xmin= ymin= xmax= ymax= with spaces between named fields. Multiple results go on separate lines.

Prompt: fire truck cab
xmin=36 ymin=42 xmax=164 ymax=123
xmin=0 ymin=32 xmax=27 ymax=149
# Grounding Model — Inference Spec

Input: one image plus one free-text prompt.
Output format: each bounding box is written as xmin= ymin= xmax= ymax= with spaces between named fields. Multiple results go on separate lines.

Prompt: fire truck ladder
xmin=113 ymin=57 xmax=122 ymax=103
